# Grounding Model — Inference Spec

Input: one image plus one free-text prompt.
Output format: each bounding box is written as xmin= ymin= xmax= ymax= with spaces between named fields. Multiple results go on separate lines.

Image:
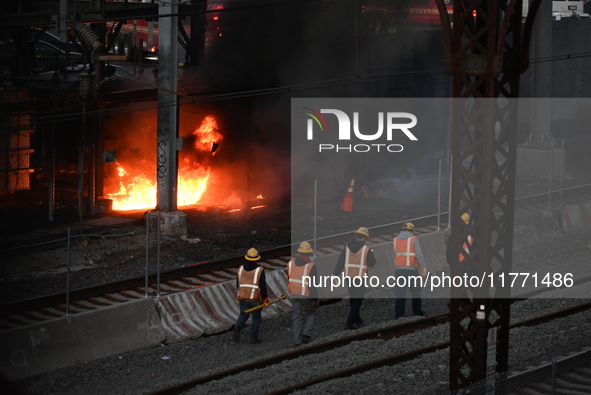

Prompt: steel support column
xmin=434 ymin=0 xmax=542 ymax=391
xmin=156 ymin=1 xmax=179 ymax=212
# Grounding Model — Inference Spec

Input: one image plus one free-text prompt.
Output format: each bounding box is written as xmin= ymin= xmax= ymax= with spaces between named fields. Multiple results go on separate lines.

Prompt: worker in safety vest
xmin=334 ymin=227 xmax=377 ymax=330
xmin=233 ymin=248 xmax=269 ymax=344
xmin=446 ymin=213 xmax=473 ymax=267
xmin=287 ymin=241 xmax=319 ymax=346
xmin=393 ymin=222 xmax=427 ymax=319
xmin=446 ymin=213 xmax=474 ymax=308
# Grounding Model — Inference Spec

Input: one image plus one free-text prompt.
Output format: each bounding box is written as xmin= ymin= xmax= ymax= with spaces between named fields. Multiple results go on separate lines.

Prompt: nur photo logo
xmin=303 ymin=107 xmax=419 ymax=153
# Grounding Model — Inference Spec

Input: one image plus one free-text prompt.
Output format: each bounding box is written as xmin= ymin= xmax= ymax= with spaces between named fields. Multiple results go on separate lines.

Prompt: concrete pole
xmin=156 ymin=2 xmax=179 ymax=212
xmin=530 ymin=0 xmax=553 ymax=144
xmin=58 ymin=0 xmax=68 ymax=42
xmin=313 ymin=180 xmax=318 ymax=258
xmin=153 ymin=2 xmax=187 ymax=238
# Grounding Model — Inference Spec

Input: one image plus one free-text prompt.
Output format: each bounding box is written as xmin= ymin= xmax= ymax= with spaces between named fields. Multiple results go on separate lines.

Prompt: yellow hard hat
xmin=245 ymin=248 xmax=260 ymax=261
xmin=461 ymin=213 xmax=470 ymax=225
xmin=401 ymin=222 xmax=415 ymax=231
xmin=297 ymin=241 xmax=313 ymax=254
xmin=355 ymin=227 xmax=369 ymax=237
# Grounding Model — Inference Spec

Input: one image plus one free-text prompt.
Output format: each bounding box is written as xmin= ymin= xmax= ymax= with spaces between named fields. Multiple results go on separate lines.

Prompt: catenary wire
xmin=24 ymin=49 xmax=591 ymax=126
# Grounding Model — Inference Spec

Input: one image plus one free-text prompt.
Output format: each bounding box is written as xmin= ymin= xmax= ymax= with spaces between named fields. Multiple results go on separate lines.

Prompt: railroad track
xmin=505 ymin=349 xmax=591 ymax=395
xmin=145 ymin=301 xmax=591 ymax=395
xmin=2 ymin=187 xmax=590 ymax=330
xmin=0 ymin=215 xmax=439 ymax=330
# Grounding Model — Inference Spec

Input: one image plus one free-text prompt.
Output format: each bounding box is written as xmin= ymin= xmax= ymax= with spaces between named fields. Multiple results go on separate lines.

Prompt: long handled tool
xmin=244 ymin=294 xmax=287 ymax=313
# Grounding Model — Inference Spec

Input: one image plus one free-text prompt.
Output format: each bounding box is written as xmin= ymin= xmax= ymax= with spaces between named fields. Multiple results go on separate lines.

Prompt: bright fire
xmin=105 ymin=116 xmax=223 ymax=211
xmin=193 ymin=115 xmax=223 ymax=154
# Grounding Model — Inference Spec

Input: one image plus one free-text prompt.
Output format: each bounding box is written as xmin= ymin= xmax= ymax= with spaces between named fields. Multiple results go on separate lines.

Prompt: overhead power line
xmin=15 ymin=49 xmax=591 ymax=126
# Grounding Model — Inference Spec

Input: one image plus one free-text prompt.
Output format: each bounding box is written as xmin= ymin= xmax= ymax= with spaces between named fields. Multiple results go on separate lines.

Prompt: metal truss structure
xmin=434 ymin=0 xmax=542 ymax=390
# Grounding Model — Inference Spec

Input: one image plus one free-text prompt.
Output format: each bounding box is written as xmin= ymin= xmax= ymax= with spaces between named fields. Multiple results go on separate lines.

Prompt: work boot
xmin=302 ymin=335 xmax=311 ymax=344
xmin=250 ymin=336 xmax=262 ymax=344
xmin=232 ymin=325 xmax=242 ymax=342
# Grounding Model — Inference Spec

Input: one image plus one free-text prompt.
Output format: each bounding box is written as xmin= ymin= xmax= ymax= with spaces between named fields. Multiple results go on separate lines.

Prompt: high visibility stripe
xmin=393 ymin=237 xmax=418 ymax=268
xmin=459 ymin=235 xmax=473 ymax=262
xmin=463 ymin=235 xmax=473 ymax=254
xmin=238 ymin=266 xmax=262 ymax=300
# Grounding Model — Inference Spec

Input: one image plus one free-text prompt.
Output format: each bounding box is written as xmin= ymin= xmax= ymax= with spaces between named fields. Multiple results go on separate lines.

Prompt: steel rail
xmin=0 ymin=245 xmax=291 ymax=317
xmin=146 ymin=301 xmax=591 ymax=395
xmin=2 ymin=184 xmax=590 ymax=325
xmin=268 ymin=302 xmax=591 ymax=394
xmin=0 ymin=213 xmax=442 ymax=320
xmin=145 ymin=313 xmax=451 ymax=395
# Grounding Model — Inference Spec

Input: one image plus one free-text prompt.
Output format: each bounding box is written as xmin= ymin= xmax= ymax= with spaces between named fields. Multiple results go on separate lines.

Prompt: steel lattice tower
xmin=434 ymin=0 xmax=542 ymax=390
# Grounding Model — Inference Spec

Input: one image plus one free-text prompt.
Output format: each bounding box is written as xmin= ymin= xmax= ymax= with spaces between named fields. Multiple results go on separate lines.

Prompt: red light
xmin=213 ymin=16 xmax=219 ymax=21
xmin=216 ymin=5 xmax=223 ymax=9
xmin=150 ymin=46 xmax=157 ymax=53
xmin=472 ymin=9 xmax=477 ymax=17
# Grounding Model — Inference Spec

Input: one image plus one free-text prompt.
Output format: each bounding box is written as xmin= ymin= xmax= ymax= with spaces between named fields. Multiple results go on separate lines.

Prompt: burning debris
xmin=101 ymin=111 xmax=273 ymax=214
xmin=104 ymin=115 xmax=223 ymax=211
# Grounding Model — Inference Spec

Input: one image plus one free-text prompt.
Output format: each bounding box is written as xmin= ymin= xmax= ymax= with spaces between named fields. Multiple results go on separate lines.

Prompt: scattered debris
xmin=180 ymin=235 xmax=201 ymax=244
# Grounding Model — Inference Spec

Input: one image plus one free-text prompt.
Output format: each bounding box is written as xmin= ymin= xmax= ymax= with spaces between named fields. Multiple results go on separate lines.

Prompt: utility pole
xmin=155 ymin=0 xmax=187 ymax=237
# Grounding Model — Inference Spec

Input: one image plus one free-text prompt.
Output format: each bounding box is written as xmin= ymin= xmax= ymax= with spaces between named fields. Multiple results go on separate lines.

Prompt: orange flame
xmin=106 ymin=163 xmax=157 ymax=210
xmin=193 ymin=115 xmax=223 ymax=154
xmin=105 ymin=116 xmax=224 ymax=211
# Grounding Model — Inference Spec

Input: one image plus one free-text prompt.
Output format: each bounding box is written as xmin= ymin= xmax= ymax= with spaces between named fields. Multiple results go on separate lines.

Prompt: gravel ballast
xmin=12 ymin=229 xmax=591 ymax=395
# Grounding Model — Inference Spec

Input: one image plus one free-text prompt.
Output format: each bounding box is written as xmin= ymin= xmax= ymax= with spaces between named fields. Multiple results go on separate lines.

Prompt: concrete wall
xmin=516 ymin=146 xmax=566 ymax=180
xmin=157 ymin=270 xmax=291 ymax=344
xmin=0 ymin=298 xmax=165 ymax=381
xmin=520 ymin=18 xmax=591 ymax=99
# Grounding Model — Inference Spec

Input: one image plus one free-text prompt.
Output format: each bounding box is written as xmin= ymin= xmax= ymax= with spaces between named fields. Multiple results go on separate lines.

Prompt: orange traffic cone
xmin=340 ymin=177 xmax=355 ymax=212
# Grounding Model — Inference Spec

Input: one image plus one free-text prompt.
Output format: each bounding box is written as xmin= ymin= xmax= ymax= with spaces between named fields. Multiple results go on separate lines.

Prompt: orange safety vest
xmin=287 ymin=259 xmax=315 ymax=296
xmin=393 ymin=236 xmax=420 ymax=269
xmin=344 ymin=245 xmax=370 ymax=278
xmin=237 ymin=266 xmax=263 ymax=302
xmin=459 ymin=235 xmax=473 ymax=262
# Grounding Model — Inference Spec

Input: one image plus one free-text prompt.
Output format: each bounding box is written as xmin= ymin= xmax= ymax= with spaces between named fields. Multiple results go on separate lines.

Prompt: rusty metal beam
xmin=436 ymin=0 xmax=542 ymax=391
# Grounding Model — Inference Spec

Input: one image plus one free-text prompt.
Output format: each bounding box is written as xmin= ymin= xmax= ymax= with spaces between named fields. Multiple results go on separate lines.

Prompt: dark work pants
xmin=235 ymin=300 xmax=262 ymax=337
xmin=395 ymin=267 xmax=422 ymax=318
xmin=347 ymin=298 xmax=363 ymax=326
xmin=291 ymin=297 xmax=316 ymax=345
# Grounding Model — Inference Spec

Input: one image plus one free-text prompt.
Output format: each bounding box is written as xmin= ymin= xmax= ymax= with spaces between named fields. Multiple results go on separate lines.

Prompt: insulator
xmin=71 ymin=21 xmax=103 ymax=51
xmin=80 ymin=72 xmax=94 ymax=97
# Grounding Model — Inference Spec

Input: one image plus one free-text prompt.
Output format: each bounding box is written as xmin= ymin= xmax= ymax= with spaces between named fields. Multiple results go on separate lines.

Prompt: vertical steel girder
xmin=434 ymin=0 xmax=541 ymax=390
xmin=156 ymin=2 xmax=179 ymax=212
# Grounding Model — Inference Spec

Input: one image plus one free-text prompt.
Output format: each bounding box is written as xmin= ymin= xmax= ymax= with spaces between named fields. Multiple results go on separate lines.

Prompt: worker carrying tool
xmin=233 ymin=248 xmax=269 ymax=344
xmin=244 ymin=295 xmax=287 ymax=313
